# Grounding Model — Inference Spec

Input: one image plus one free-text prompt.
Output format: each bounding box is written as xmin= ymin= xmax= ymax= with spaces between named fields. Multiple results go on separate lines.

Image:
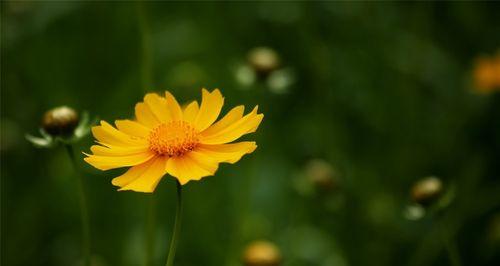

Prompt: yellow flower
xmin=472 ymin=52 xmax=500 ymax=94
xmin=243 ymin=240 xmax=282 ymax=266
xmin=84 ymin=89 xmax=263 ymax=192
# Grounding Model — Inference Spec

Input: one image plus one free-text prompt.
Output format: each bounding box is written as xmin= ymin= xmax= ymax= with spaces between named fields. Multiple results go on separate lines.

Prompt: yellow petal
xmin=165 ymin=153 xmax=217 ymax=185
xmin=135 ymin=102 xmax=160 ymax=128
xmin=84 ymin=152 xmax=155 ymax=171
xmin=118 ymin=157 xmax=167 ymax=193
xmin=144 ymin=93 xmax=171 ymax=122
xmin=91 ymin=121 xmax=147 ymax=147
xmin=182 ymin=101 xmax=199 ymax=123
xmin=200 ymin=105 xmax=244 ymax=136
xmin=200 ymin=106 xmax=263 ymax=144
xmin=196 ymin=141 xmax=257 ymax=163
xmin=90 ymin=145 xmax=149 ymax=156
xmin=111 ymin=158 xmax=155 ymax=187
xmin=165 ymin=91 xmax=183 ymax=121
xmin=187 ymin=151 xmax=219 ymax=173
xmin=193 ymin=89 xmax=224 ymax=131
xmin=115 ymin=120 xmax=150 ymax=138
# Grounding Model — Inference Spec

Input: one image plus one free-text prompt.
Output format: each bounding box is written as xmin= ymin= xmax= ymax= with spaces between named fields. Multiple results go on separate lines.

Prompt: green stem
xmin=438 ymin=221 xmax=462 ymax=266
xmin=144 ymin=195 xmax=156 ymax=266
xmin=443 ymin=232 xmax=462 ymax=266
xmin=138 ymin=0 xmax=152 ymax=93
xmin=165 ymin=181 xmax=183 ymax=266
xmin=138 ymin=3 xmax=156 ymax=265
xmin=65 ymin=144 xmax=91 ymax=266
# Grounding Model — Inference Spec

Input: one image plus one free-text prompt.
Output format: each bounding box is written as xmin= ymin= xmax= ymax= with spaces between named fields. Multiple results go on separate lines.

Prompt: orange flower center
xmin=148 ymin=121 xmax=199 ymax=157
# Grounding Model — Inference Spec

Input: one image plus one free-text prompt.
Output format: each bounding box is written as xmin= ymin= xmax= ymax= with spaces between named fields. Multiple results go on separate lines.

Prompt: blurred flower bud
xmin=42 ymin=106 xmax=79 ymax=136
xmin=247 ymin=47 xmax=281 ymax=78
xmin=27 ymin=107 xmax=94 ymax=148
xmin=410 ymin=176 xmax=443 ymax=206
xmin=243 ymin=240 xmax=282 ymax=266
xmin=304 ymin=159 xmax=338 ymax=192
xmin=472 ymin=52 xmax=500 ymax=94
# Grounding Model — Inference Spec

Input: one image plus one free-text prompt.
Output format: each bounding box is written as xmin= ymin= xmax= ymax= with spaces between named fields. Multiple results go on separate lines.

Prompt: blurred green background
xmin=2 ymin=1 xmax=500 ymax=266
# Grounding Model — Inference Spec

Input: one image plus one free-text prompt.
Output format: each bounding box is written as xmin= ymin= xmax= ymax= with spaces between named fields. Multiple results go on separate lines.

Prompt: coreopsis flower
xmin=84 ymin=89 xmax=263 ymax=192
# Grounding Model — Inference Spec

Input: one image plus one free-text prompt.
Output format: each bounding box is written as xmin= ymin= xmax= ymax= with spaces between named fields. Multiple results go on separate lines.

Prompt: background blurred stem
xmin=145 ymin=195 xmax=156 ymax=266
xmin=65 ymin=144 xmax=91 ymax=266
xmin=138 ymin=0 xmax=152 ymax=93
xmin=138 ymin=2 xmax=157 ymax=265
xmin=444 ymin=239 xmax=462 ymax=266
xmin=165 ymin=181 xmax=183 ymax=266
xmin=439 ymin=222 xmax=462 ymax=266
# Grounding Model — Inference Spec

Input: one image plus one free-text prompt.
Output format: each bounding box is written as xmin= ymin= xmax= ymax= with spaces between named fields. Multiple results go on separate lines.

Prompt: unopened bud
xmin=42 ymin=106 xmax=79 ymax=136
xmin=411 ymin=176 xmax=443 ymax=206
xmin=305 ymin=159 xmax=338 ymax=192
xmin=247 ymin=47 xmax=281 ymax=78
xmin=472 ymin=52 xmax=500 ymax=94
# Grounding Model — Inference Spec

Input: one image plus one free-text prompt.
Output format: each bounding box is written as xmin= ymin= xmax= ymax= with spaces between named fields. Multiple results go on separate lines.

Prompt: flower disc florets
xmin=148 ymin=121 xmax=199 ymax=157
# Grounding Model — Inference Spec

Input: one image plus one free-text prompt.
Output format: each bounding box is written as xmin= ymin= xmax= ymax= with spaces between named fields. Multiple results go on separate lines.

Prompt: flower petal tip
xmin=116 ymin=186 xmax=155 ymax=193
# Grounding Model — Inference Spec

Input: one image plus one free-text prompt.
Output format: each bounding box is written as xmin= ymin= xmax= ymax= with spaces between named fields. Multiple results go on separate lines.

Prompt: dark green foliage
xmin=2 ymin=2 xmax=500 ymax=266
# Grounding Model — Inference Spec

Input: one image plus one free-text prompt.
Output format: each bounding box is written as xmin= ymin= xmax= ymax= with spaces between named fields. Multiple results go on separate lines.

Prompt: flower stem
xmin=138 ymin=3 xmax=156 ymax=265
xmin=138 ymin=0 xmax=152 ymax=93
xmin=444 ymin=239 xmax=462 ymax=266
xmin=65 ymin=144 xmax=91 ymax=266
xmin=165 ymin=180 xmax=183 ymax=266
xmin=144 ymin=194 xmax=156 ymax=266
xmin=439 ymin=222 xmax=462 ymax=266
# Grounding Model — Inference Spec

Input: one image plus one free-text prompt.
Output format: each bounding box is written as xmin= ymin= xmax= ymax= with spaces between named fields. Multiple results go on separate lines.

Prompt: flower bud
xmin=472 ymin=52 xmax=500 ymax=94
xmin=305 ymin=159 xmax=338 ymax=192
xmin=42 ymin=106 xmax=79 ymax=136
xmin=410 ymin=176 xmax=443 ymax=206
xmin=243 ymin=240 xmax=282 ymax=266
xmin=247 ymin=47 xmax=281 ymax=78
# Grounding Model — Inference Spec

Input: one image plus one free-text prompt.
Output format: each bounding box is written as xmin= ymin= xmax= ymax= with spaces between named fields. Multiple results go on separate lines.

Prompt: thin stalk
xmin=439 ymin=222 xmax=462 ymax=266
xmin=144 ymin=194 xmax=156 ymax=266
xmin=444 ymin=239 xmax=462 ymax=266
xmin=65 ymin=144 xmax=91 ymax=266
xmin=138 ymin=3 xmax=156 ymax=265
xmin=165 ymin=181 xmax=183 ymax=266
xmin=138 ymin=0 xmax=152 ymax=93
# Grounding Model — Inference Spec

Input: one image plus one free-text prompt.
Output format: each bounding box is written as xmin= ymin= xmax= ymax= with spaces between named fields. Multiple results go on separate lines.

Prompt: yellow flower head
xmin=84 ymin=89 xmax=263 ymax=192
xmin=472 ymin=52 xmax=500 ymax=94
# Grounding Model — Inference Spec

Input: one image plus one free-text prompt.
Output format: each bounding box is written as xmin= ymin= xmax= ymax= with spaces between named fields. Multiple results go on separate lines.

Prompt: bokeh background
xmin=2 ymin=1 xmax=500 ymax=266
